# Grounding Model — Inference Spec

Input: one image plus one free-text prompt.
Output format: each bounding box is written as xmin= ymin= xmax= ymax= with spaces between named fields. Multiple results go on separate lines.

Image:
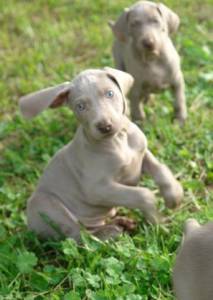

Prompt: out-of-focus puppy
xmin=173 ymin=219 xmax=213 ymax=300
xmin=110 ymin=1 xmax=186 ymax=125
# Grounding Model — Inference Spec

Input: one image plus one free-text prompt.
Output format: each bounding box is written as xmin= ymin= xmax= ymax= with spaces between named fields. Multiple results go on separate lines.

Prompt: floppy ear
xmin=104 ymin=67 xmax=134 ymax=96
xmin=109 ymin=8 xmax=130 ymax=42
xmin=157 ymin=3 xmax=180 ymax=34
xmin=19 ymin=82 xmax=72 ymax=118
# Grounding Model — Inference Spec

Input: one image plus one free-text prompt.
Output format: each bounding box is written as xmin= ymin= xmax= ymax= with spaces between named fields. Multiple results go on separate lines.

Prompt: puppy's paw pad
xmin=112 ymin=216 xmax=137 ymax=232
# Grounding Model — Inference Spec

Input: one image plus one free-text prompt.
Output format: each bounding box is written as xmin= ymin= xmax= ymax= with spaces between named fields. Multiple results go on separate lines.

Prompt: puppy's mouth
xmin=142 ymin=45 xmax=159 ymax=56
xmin=83 ymin=128 xmax=116 ymax=143
xmin=100 ymin=129 xmax=117 ymax=138
xmin=133 ymin=43 xmax=159 ymax=60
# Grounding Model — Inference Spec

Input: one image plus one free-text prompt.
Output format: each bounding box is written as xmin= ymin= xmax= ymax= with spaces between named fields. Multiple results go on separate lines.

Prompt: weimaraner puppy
xmin=20 ymin=67 xmax=183 ymax=241
xmin=109 ymin=1 xmax=187 ymax=125
xmin=173 ymin=219 xmax=213 ymax=300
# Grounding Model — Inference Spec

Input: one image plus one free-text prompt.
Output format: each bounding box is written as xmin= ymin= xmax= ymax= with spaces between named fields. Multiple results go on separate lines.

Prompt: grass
xmin=0 ymin=0 xmax=212 ymax=299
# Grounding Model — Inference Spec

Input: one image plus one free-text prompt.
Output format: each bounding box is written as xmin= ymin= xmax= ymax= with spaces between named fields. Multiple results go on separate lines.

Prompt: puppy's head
xmin=20 ymin=67 xmax=134 ymax=141
xmin=110 ymin=1 xmax=180 ymax=57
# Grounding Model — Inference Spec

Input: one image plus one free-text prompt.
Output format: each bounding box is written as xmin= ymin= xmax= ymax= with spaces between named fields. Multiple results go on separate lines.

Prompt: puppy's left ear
xmin=108 ymin=8 xmax=130 ymax=42
xmin=104 ymin=67 xmax=134 ymax=96
xmin=104 ymin=67 xmax=134 ymax=114
xmin=157 ymin=3 xmax=180 ymax=34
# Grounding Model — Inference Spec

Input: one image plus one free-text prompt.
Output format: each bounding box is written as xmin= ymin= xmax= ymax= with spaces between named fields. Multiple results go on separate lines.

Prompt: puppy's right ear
xmin=109 ymin=8 xmax=130 ymax=42
xmin=157 ymin=3 xmax=180 ymax=34
xmin=19 ymin=82 xmax=72 ymax=118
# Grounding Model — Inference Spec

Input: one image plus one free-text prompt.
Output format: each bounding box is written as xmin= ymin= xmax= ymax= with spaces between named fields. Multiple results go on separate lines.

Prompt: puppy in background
xmin=173 ymin=219 xmax=213 ymax=300
xmin=110 ymin=1 xmax=187 ymax=125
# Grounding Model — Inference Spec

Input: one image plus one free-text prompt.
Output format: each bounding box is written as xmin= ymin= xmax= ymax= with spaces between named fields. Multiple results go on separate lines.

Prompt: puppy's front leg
xmin=91 ymin=183 xmax=160 ymax=224
xmin=171 ymin=73 xmax=187 ymax=125
xmin=129 ymin=83 xmax=145 ymax=122
xmin=142 ymin=150 xmax=183 ymax=208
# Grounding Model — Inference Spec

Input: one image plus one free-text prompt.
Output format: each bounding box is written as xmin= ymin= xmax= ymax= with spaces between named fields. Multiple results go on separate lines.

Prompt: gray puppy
xmin=110 ymin=1 xmax=186 ymax=125
xmin=20 ymin=67 xmax=183 ymax=241
xmin=173 ymin=219 xmax=213 ymax=300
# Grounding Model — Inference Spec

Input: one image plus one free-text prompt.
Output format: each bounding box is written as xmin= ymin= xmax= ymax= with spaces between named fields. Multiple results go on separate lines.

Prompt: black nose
xmin=96 ymin=121 xmax=112 ymax=134
xmin=142 ymin=38 xmax=154 ymax=50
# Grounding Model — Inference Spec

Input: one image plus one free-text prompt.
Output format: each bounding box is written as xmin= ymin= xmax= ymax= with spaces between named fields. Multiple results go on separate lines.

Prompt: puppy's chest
xmin=113 ymin=135 xmax=145 ymax=185
xmin=141 ymin=63 xmax=171 ymax=91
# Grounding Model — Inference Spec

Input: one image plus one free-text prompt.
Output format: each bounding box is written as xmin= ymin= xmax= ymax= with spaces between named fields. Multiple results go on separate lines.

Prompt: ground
xmin=0 ymin=0 xmax=212 ymax=299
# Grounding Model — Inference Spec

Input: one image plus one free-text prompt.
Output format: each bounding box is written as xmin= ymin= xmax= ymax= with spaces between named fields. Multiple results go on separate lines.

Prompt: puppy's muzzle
xmin=141 ymin=38 xmax=155 ymax=51
xmin=96 ymin=121 xmax=113 ymax=135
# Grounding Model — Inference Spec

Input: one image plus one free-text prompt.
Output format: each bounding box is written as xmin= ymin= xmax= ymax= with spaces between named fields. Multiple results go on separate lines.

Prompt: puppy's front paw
xmin=160 ymin=181 xmax=183 ymax=209
xmin=92 ymin=224 xmax=123 ymax=240
xmin=145 ymin=212 xmax=162 ymax=225
xmin=140 ymin=190 xmax=160 ymax=224
xmin=175 ymin=111 xmax=187 ymax=127
xmin=113 ymin=216 xmax=137 ymax=232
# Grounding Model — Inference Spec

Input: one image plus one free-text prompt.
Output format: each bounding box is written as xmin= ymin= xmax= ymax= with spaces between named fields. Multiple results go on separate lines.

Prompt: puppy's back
xmin=173 ymin=221 xmax=213 ymax=300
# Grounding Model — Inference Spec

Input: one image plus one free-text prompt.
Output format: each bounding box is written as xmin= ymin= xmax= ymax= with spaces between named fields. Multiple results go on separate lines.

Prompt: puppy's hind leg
xmin=27 ymin=193 xmax=81 ymax=241
xmin=90 ymin=224 xmax=123 ymax=241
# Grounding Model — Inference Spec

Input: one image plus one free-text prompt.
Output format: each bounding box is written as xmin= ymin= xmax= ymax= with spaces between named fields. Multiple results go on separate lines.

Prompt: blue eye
xmin=76 ymin=103 xmax=86 ymax=112
xmin=106 ymin=90 xmax=114 ymax=98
